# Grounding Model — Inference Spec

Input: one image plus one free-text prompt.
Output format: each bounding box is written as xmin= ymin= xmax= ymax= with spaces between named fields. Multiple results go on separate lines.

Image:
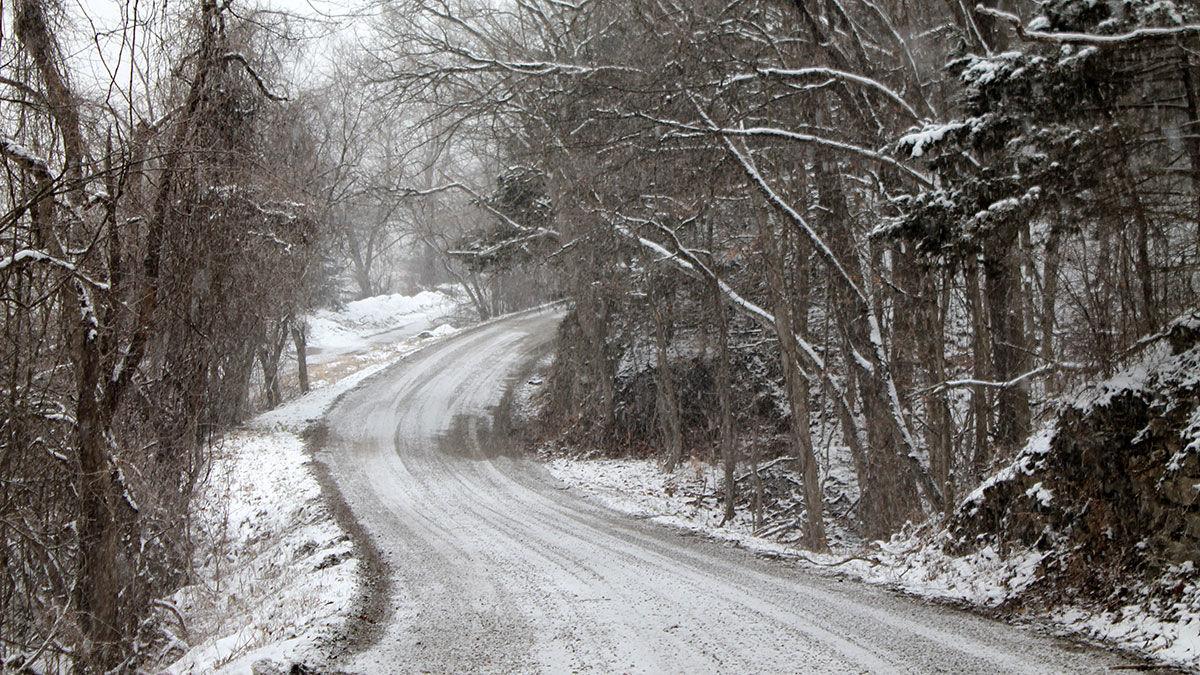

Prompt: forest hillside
xmin=3 ymin=0 xmax=1200 ymax=669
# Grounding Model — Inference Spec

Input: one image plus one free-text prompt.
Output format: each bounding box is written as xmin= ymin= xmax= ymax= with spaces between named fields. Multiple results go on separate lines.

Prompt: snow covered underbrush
xmin=159 ymin=293 xmax=466 ymax=673
xmin=542 ymin=455 xmax=854 ymax=558
xmin=161 ymin=429 xmax=354 ymax=673
xmin=533 ymin=314 xmax=1200 ymax=669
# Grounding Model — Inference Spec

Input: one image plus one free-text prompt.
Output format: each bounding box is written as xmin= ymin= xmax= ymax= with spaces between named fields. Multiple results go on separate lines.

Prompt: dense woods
xmin=0 ymin=1 xmax=334 ymax=668
xmin=0 ymin=0 xmax=549 ymax=666
xmin=371 ymin=0 xmax=1200 ymax=548
xmin=3 ymin=0 xmax=1199 ymax=669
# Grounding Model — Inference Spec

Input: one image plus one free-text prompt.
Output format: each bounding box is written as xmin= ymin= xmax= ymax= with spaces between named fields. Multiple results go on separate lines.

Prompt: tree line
xmin=369 ymin=0 xmax=1200 ymax=551
xmin=0 ymin=0 xmax=557 ymax=665
xmin=5 ymin=0 xmax=1199 ymax=667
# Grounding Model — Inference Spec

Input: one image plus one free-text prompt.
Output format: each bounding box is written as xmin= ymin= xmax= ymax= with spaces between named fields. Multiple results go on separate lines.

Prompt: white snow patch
xmin=163 ymin=432 xmax=355 ymax=673
xmin=305 ymin=288 xmax=462 ymax=364
xmin=1054 ymin=568 xmax=1200 ymax=668
xmin=960 ymin=424 xmax=1055 ymax=515
xmin=854 ymin=537 xmax=1048 ymax=606
xmin=543 ymin=455 xmax=855 ymax=563
xmin=897 ymin=121 xmax=966 ymax=158
xmin=1024 ymin=482 xmax=1053 ymax=507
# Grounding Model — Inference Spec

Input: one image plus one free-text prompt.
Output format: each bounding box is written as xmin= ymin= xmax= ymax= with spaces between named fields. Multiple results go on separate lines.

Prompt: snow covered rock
xmin=936 ymin=312 xmax=1200 ymax=665
xmin=951 ymin=313 xmax=1200 ymax=576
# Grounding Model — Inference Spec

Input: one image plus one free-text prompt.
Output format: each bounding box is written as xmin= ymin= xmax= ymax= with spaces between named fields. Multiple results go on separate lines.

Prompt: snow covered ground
xmin=543 ymin=449 xmax=1198 ymax=669
xmin=543 ymin=457 xmax=805 ymax=554
xmin=163 ymin=429 xmax=356 ymax=673
xmin=305 ymin=289 xmax=461 ymax=366
xmin=532 ymin=317 xmax=1200 ymax=670
xmin=160 ymin=291 xmax=465 ymax=673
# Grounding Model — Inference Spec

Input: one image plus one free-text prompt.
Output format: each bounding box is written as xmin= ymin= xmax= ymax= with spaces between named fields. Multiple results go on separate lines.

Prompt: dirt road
xmin=319 ymin=308 xmax=1129 ymax=673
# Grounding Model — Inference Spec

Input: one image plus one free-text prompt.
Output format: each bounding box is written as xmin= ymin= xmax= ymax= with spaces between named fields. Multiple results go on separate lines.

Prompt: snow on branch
xmin=447 ymin=229 xmax=559 ymax=260
xmin=454 ymin=50 xmax=643 ymax=77
xmin=975 ymin=4 xmax=1200 ymax=45
xmin=393 ymin=181 xmax=562 ymax=241
xmin=635 ymin=113 xmax=933 ymax=187
xmin=0 ymin=249 xmax=109 ymax=289
xmin=896 ymin=121 xmax=970 ymax=158
xmin=727 ymin=126 xmax=933 ymax=186
xmin=224 ymin=53 xmax=288 ymax=101
xmin=0 ymin=249 xmax=54 ymax=272
xmin=930 ymin=362 xmax=1089 ymax=393
xmin=728 ymin=67 xmax=923 ymax=121
xmin=614 ymin=218 xmax=779 ymax=333
xmin=611 ymin=214 xmax=836 ymax=387
xmin=0 ymin=136 xmax=52 ymax=179
xmin=714 ymin=133 xmax=873 ymax=311
xmin=76 ymin=280 xmax=99 ymax=343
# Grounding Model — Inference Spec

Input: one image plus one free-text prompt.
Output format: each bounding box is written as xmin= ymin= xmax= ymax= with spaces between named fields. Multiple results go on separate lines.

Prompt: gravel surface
xmin=318 ymin=309 xmax=1134 ymax=673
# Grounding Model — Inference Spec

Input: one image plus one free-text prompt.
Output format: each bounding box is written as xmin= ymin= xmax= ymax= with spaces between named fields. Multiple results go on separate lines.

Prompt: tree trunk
xmin=760 ymin=215 xmax=827 ymax=550
xmin=1040 ymin=221 xmax=1062 ymax=396
xmin=73 ymin=333 xmax=123 ymax=671
xmin=348 ymin=232 xmax=374 ymax=300
xmin=924 ymin=272 xmax=956 ymax=510
xmin=259 ymin=323 xmax=289 ymax=408
xmin=896 ymin=244 xmax=956 ymax=511
xmin=292 ymin=322 xmax=310 ymax=395
xmin=1179 ymin=51 xmax=1200 ymax=247
xmin=712 ymin=274 xmax=737 ymax=525
xmin=574 ymin=268 xmax=615 ymax=434
xmin=964 ymin=259 xmax=992 ymax=477
xmin=651 ymin=287 xmax=684 ymax=473
xmin=468 ymin=270 xmax=492 ymax=321
xmin=982 ymin=225 xmax=1031 ymax=457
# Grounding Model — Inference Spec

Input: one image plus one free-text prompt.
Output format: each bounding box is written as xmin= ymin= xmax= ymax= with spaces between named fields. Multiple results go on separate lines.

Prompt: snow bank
xmin=544 ymin=457 xmax=807 ymax=561
xmin=306 ymin=289 xmax=460 ymax=360
xmin=162 ymin=307 xmax=468 ymax=673
xmin=164 ymin=431 xmax=355 ymax=673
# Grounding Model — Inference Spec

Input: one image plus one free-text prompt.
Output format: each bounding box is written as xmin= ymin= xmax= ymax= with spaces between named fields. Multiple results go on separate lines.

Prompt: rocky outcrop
xmin=948 ymin=314 xmax=1200 ymax=602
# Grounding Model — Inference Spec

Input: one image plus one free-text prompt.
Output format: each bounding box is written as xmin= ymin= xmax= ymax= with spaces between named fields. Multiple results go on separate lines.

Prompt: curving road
xmin=320 ymin=308 xmax=1128 ymax=673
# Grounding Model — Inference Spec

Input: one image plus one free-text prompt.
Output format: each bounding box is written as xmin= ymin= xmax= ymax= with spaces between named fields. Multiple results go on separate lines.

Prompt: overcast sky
xmin=64 ymin=0 xmax=372 ymax=100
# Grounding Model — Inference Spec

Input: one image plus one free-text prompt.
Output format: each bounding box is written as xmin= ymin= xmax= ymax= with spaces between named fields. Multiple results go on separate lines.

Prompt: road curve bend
xmin=320 ymin=309 xmax=1127 ymax=674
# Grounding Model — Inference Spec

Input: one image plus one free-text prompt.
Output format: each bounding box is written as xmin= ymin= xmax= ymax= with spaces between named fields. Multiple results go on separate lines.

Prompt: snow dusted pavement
xmin=321 ymin=309 xmax=1133 ymax=673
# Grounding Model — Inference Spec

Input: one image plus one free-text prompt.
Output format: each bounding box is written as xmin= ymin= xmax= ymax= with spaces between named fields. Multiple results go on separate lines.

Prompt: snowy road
xmin=320 ymin=309 xmax=1129 ymax=673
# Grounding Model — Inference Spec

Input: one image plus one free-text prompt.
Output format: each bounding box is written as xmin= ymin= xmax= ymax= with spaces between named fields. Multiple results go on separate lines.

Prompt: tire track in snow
xmin=321 ymin=309 xmax=1131 ymax=674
